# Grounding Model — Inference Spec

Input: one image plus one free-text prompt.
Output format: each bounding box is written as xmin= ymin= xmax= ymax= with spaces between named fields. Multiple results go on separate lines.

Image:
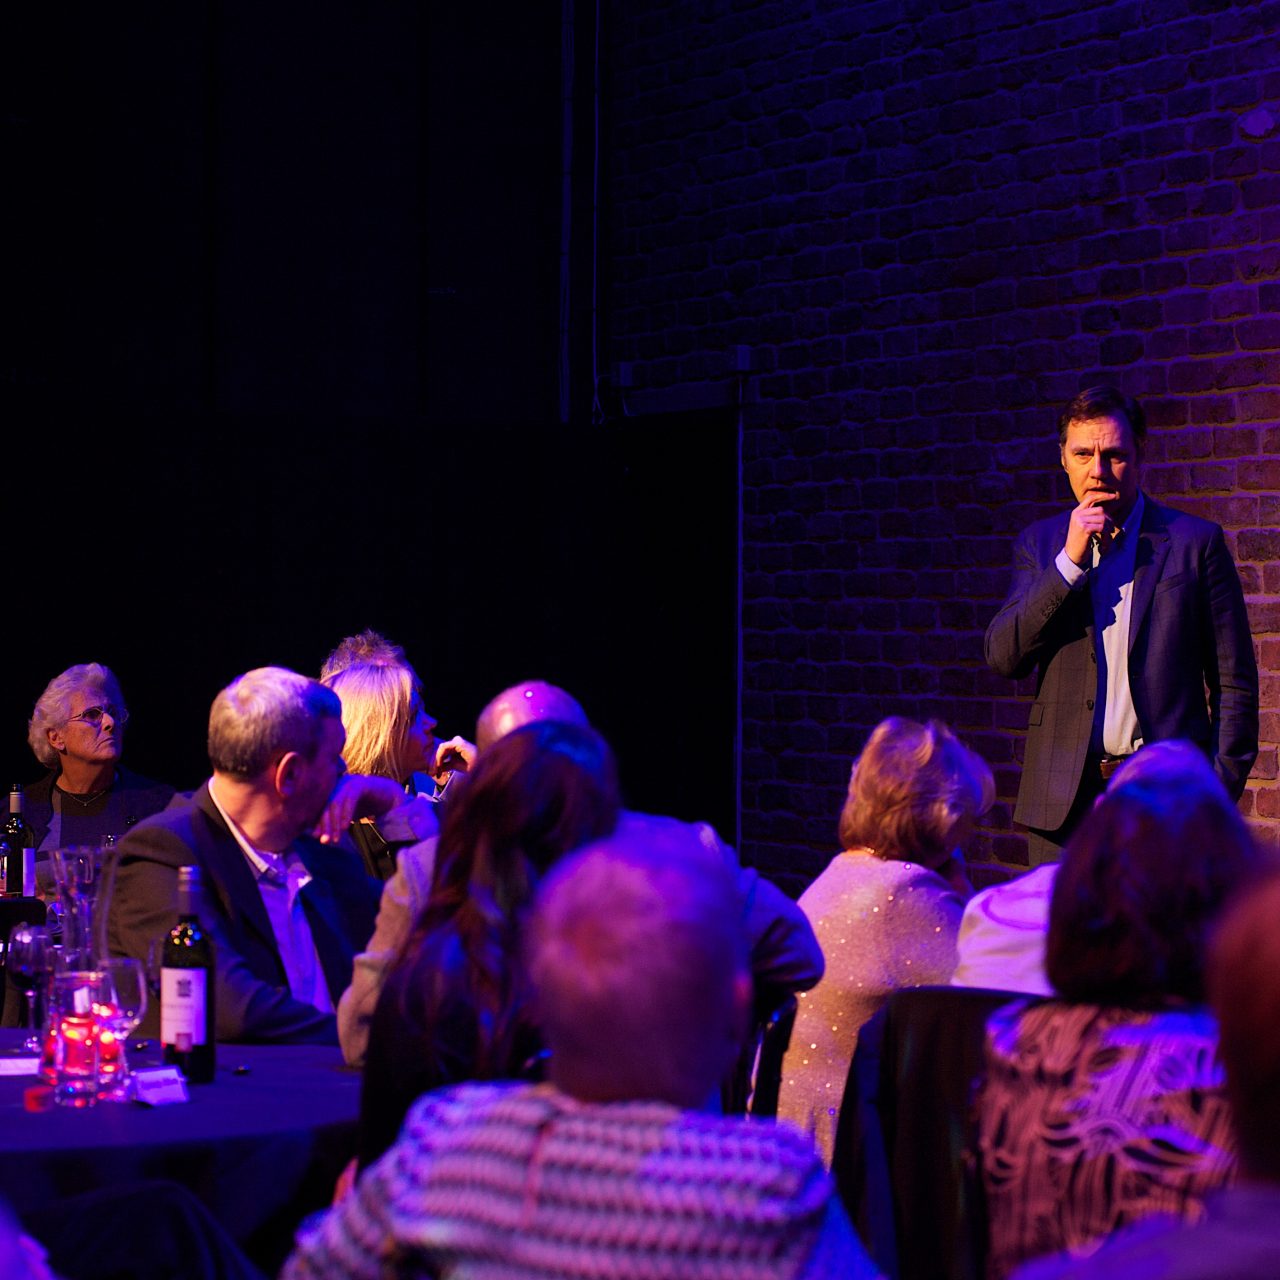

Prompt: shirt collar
xmin=206 ymin=777 xmax=293 ymax=886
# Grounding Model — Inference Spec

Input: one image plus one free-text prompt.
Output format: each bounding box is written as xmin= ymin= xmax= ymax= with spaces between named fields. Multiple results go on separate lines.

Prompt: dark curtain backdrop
xmin=5 ymin=4 xmax=736 ymax=841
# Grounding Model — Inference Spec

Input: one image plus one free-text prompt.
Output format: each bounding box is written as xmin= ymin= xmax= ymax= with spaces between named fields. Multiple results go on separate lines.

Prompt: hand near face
xmin=430 ymin=735 xmax=476 ymax=783
xmin=1065 ymin=496 xmax=1113 ymax=567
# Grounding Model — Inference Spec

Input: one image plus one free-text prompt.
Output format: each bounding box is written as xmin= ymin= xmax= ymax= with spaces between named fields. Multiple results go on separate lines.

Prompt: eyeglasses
xmin=67 ymin=704 xmax=129 ymax=727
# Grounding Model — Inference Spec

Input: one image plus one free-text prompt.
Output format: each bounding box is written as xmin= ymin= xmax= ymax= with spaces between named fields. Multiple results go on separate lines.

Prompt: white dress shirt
xmin=1054 ymin=491 xmax=1146 ymax=758
xmin=206 ymin=778 xmax=334 ymax=1014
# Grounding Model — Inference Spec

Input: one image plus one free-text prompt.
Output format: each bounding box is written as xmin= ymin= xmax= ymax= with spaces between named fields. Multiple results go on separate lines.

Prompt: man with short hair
xmin=985 ymin=385 xmax=1258 ymax=863
xmin=333 ymin=679 xmax=823 ymax=1066
xmin=284 ymin=821 xmax=880 ymax=1280
xmin=107 ymin=667 xmax=381 ymax=1044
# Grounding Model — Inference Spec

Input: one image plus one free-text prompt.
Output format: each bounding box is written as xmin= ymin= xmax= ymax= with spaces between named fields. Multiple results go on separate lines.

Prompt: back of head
xmin=1057 ymin=384 xmax=1147 ymax=447
xmin=208 ymin=667 xmax=341 ymax=779
xmin=389 ymin=719 xmax=621 ymax=1080
xmin=322 ymin=660 xmax=417 ymax=780
xmin=28 ymin=662 xmax=125 ymax=768
xmin=1048 ymin=761 xmax=1263 ymax=1004
xmin=528 ymin=818 xmax=749 ymax=1109
xmin=839 ymin=716 xmax=994 ymax=866
xmin=1208 ymin=871 xmax=1280 ymax=1181
xmin=475 ymin=681 xmax=589 ymax=754
xmin=432 ymin=719 xmax=620 ymax=920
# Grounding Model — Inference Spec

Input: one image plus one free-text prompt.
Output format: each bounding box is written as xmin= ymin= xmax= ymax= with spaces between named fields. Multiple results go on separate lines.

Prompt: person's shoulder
xmin=24 ymin=772 xmax=57 ymax=804
xmin=1142 ymin=497 xmax=1223 ymax=542
xmin=667 ymin=1108 xmax=831 ymax=1196
xmin=116 ymin=788 xmax=207 ymax=859
xmin=115 ymin=765 xmax=178 ymax=804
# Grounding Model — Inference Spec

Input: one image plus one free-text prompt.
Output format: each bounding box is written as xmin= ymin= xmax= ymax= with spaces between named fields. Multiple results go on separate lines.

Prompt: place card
xmin=0 ymin=1057 xmax=39 ymax=1077
xmin=133 ymin=1067 xmax=191 ymax=1106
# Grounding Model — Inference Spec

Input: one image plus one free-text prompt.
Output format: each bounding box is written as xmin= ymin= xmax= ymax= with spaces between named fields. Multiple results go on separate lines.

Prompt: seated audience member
xmin=978 ymin=760 xmax=1267 ymax=1279
xmin=357 ymin=719 xmax=621 ymax=1169
xmin=1011 ymin=873 xmax=1280 ymax=1274
xmin=107 ymin=667 xmax=381 ymax=1044
xmin=334 ymin=679 xmax=823 ymax=1067
xmin=319 ymin=630 xmax=474 ymax=877
xmin=778 ymin=716 xmax=991 ymax=1163
xmin=284 ymin=823 xmax=882 ymax=1280
xmin=25 ymin=663 xmax=174 ymax=889
xmin=951 ymin=741 xmax=1215 ymax=997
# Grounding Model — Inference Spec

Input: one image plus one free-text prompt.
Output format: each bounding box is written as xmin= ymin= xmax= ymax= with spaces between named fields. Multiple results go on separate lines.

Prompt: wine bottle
xmin=160 ymin=865 xmax=217 ymax=1083
xmin=2 ymin=784 xmax=35 ymax=897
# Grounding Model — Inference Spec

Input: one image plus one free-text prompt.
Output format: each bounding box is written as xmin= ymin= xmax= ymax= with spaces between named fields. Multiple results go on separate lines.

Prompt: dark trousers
xmin=1022 ymin=759 xmax=1113 ymax=866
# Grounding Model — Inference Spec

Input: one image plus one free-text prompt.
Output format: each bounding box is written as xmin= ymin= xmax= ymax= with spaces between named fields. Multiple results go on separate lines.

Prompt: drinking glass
xmin=97 ymin=958 xmax=148 ymax=1101
xmin=8 ymin=925 xmax=52 ymax=1052
xmin=50 ymin=969 xmax=108 ymax=1108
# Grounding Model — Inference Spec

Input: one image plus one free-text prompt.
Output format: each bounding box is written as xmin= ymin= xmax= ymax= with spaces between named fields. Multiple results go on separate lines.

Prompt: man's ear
xmin=274 ymin=751 xmax=303 ymax=798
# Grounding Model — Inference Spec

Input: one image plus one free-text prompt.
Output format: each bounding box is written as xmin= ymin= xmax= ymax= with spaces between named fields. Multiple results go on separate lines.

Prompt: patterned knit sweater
xmin=284 ymin=1081 xmax=881 ymax=1280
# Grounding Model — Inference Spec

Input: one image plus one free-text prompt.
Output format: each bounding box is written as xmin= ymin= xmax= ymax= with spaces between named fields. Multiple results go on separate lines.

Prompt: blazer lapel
xmin=1128 ymin=498 xmax=1171 ymax=655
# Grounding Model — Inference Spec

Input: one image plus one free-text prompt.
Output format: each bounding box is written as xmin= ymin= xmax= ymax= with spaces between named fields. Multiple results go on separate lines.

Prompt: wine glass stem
xmin=24 ymin=991 xmax=36 ymax=1031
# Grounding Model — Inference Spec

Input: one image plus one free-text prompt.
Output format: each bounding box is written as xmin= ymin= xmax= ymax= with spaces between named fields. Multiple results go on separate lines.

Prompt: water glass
xmin=50 ymin=970 xmax=107 ymax=1109
xmin=97 ymin=958 xmax=148 ymax=1101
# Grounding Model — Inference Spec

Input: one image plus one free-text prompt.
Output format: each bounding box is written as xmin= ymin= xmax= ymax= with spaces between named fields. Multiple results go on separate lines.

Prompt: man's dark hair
xmin=1057 ymin=385 xmax=1147 ymax=448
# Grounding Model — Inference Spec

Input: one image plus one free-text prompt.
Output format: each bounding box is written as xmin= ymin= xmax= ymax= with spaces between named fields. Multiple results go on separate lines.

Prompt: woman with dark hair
xmin=979 ymin=757 xmax=1268 ymax=1278
xmin=356 ymin=719 xmax=621 ymax=1169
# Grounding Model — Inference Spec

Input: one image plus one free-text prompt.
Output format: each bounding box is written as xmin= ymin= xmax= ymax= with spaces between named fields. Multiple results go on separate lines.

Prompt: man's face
xmin=53 ymin=690 xmax=125 ymax=769
xmin=1060 ymin=414 xmax=1142 ymax=521
xmin=288 ymin=716 xmax=347 ymax=832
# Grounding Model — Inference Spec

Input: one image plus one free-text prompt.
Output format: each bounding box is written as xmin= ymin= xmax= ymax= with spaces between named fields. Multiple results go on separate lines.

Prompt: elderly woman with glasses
xmin=25 ymin=663 xmax=175 ymax=889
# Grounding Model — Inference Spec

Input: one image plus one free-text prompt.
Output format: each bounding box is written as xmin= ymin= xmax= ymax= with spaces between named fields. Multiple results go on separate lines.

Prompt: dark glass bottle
xmin=160 ymin=865 xmax=217 ymax=1083
xmin=2 ymin=784 xmax=35 ymax=896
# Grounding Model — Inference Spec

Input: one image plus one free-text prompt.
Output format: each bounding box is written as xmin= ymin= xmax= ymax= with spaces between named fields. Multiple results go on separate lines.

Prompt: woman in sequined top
xmin=777 ymin=716 xmax=993 ymax=1164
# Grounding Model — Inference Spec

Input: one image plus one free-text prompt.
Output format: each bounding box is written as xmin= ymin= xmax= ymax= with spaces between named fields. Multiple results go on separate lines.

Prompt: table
xmin=0 ymin=1031 xmax=360 ymax=1271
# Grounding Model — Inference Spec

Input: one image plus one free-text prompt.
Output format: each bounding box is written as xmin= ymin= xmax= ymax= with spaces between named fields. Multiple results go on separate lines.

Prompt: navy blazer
xmin=106 ymin=782 xmax=381 ymax=1044
xmin=985 ymin=496 xmax=1258 ymax=832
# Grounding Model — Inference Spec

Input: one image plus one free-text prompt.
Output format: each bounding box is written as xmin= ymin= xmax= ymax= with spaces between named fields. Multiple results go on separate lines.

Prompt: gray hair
xmin=527 ymin=817 xmax=747 ymax=1105
xmin=208 ymin=667 xmax=342 ymax=779
xmin=28 ymin=663 xmax=126 ymax=769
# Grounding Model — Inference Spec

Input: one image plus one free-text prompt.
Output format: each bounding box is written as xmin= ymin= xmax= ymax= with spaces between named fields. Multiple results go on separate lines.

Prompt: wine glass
xmin=8 ymin=925 xmax=52 ymax=1052
xmin=97 ymin=957 xmax=148 ymax=1101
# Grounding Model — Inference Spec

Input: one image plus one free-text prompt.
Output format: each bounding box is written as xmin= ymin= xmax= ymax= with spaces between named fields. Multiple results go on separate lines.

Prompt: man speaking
xmin=986 ymin=386 xmax=1258 ymax=863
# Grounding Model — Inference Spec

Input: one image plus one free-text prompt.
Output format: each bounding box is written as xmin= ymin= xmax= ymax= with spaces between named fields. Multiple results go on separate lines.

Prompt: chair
xmin=722 ymin=995 xmax=797 ymax=1116
xmin=831 ymin=985 xmax=1031 ymax=1280
xmin=749 ymin=995 xmax=797 ymax=1119
xmin=0 ymin=897 xmax=49 ymax=1026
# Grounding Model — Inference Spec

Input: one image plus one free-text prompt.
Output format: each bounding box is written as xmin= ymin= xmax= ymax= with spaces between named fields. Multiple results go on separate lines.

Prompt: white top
xmin=950 ymin=863 xmax=1058 ymax=996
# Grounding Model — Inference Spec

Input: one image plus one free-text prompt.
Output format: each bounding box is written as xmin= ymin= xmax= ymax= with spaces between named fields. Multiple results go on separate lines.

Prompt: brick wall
xmin=603 ymin=0 xmax=1280 ymax=893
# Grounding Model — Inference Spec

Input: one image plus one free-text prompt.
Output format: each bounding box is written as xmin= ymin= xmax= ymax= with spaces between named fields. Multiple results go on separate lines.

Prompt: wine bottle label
xmin=160 ymin=968 xmax=208 ymax=1047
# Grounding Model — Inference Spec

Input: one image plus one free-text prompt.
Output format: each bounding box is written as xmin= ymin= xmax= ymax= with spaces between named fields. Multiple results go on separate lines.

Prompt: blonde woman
xmin=320 ymin=632 xmax=474 ymax=877
xmin=777 ymin=716 xmax=993 ymax=1163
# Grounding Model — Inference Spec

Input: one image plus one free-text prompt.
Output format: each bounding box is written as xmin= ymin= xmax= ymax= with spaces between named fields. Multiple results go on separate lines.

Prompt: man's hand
xmin=1065 ymin=496 xmax=1113 ymax=567
xmin=430 ymin=735 xmax=477 ymax=783
xmin=313 ymin=774 xmax=407 ymax=844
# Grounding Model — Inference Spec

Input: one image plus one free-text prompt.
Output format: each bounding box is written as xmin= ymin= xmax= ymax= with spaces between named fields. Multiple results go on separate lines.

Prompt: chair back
xmin=832 ymin=985 xmax=1030 ymax=1280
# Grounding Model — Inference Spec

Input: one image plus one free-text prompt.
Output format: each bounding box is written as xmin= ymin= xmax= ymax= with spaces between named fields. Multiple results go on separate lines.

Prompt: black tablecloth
xmin=0 ymin=1031 xmax=359 ymax=1271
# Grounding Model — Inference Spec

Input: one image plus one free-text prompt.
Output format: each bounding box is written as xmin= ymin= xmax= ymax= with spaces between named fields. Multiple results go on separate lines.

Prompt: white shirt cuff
xmin=1055 ymin=547 xmax=1087 ymax=589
